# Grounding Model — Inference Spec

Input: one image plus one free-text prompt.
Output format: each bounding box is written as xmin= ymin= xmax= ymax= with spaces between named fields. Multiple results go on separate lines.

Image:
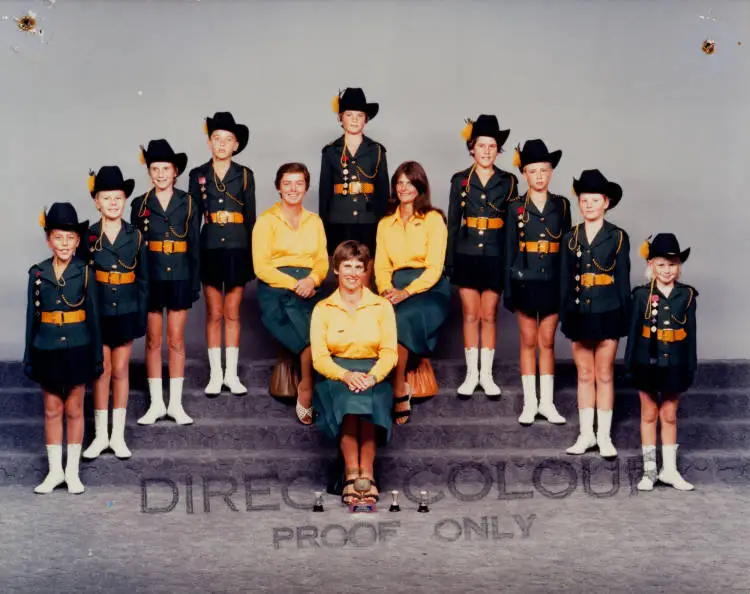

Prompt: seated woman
xmin=252 ymin=162 xmax=329 ymax=424
xmin=374 ymin=161 xmax=450 ymax=419
xmin=310 ymin=240 xmax=398 ymax=506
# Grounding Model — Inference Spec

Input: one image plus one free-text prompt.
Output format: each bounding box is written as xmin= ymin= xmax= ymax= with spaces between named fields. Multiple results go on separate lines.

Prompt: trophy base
xmin=349 ymin=502 xmax=377 ymax=513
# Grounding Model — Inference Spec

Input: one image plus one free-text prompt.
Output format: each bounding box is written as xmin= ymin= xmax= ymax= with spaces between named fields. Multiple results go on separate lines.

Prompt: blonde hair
xmin=645 ymin=259 xmax=682 ymax=282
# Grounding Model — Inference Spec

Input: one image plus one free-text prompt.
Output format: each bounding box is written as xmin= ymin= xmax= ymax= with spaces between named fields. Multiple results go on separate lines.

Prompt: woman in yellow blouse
xmin=311 ymin=240 xmax=398 ymax=506
xmin=252 ymin=163 xmax=328 ymax=424
xmin=374 ymin=161 xmax=450 ymax=423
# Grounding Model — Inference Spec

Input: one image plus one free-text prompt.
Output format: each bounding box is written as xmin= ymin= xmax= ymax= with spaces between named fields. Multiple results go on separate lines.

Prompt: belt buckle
xmin=54 ymin=312 xmax=63 ymax=327
xmin=163 ymin=240 xmax=174 ymax=255
xmin=349 ymin=181 xmax=362 ymax=194
xmin=216 ymin=211 xmax=229 ymax=226
xmin=109 ymin=273 xmax=119 ymax=285
xmin=476 ymin=217 xmax=488 ymax=230
xmin=537 ymin=240 xmax=550 ymax=254
xmin=662 ymin=329 xmax=674 ymax=341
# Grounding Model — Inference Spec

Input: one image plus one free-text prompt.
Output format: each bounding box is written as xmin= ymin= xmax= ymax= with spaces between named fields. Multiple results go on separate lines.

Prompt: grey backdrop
xmin=2 ymin=0 xmax=748 ymax=361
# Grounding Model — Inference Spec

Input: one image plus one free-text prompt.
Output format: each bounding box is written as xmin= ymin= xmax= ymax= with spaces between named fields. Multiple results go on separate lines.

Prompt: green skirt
xmin=392 ymin=268 xmax=451 ymax=356
xmin=257 ymin=266 xmax=322 ymax=355
xmin=313 ymin=357 xmax=394 ymax=443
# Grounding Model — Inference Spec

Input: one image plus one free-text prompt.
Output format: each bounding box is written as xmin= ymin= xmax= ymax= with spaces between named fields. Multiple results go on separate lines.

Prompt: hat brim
xmin=649 ymin=247 xmax=690 ymax=263
xmin=207 ymin=119 xmax=249 ymax=155
xmin=173 ymin=154 xmax=188 ymax=176
xmin=572 ymin=179 xmax=622 ymax=209
xmin=90 ymin=179 xmax=135 ymax=200
xmin=472 ymin=129 xmax=511 ymax=148
xmin=339 ymin=102 xmax=379 ymax=121
xmin=521 ymin=149 xmax=562 ymax=171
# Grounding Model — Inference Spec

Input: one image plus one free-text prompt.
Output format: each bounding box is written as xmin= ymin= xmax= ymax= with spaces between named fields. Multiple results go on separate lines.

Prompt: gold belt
xmin=465 ymin=217 xmax=504 ymax=230
xmin=148 ymin=240 xmax=188 ymax=254
xmin=333 ymin=182 xmax=375 ymax=195
xmin=95 ymin=270 xmax=136 ymax=285
xmin=209 ymin=211 xmax=244 ymax=225
xmin=520 ymin=240 xmax=560 ymax=254
xmin=41 ymin=310 xmax=86 ymax=325
xmin=642 ymin=326 xmax=687 ymax=342
xmin=580 ymin=273 xmax=614 ymax=287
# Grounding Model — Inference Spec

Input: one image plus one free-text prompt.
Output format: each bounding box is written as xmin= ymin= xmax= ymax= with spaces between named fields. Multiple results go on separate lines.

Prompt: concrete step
xmin=2 ymin=448 xmax=748 ymax=490
xmin=2 ymin=386 xmax=748 ymax=420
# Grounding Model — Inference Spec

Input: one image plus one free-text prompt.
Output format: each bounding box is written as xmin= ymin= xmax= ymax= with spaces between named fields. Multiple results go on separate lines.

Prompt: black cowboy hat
xmin=89 ymin=165 xmax=135 ymax=199
xmin=141 ymin=139 xmax=188 ymax=176
xmin=647 ymin=233 xmax=690 ymax=262
xmin=516 ymin=139 xmax=562 ymax=171
xmin=572 ymin=169 xmax=623 ymax=209
xmin=467 ymin=114 xmax=511 ymax=148
xmin=336 ymin=87 xmax=379 ymax=120
xmin=205 ymin=111 xmax=249 ymax=155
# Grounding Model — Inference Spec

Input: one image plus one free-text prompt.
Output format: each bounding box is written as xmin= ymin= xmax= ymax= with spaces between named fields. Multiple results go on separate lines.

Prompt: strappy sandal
xmin=393 ymin=383 xmax=412 ymax=425
xmin=356 ymin=472 xmax=379 ymax=503
xmin=295 ymin=400 xmax=313 ymax=425
xmin=342 ymin=471 xmax=361 ymax=505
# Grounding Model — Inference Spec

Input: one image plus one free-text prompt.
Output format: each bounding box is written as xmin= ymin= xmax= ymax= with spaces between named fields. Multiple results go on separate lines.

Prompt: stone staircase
xmin=1 ymin=360 xmax=748 ymax=495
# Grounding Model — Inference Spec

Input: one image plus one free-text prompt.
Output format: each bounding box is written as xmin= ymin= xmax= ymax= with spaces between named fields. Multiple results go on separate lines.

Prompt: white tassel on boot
xmin=205 ymin=347 xmax=223 ymax=395
xmin=596 ymin=409 xmax=618 ymax=458
xmin=566 ymin=407 xmax=596 ymax=454
xmin=34 ymin=444 xmax=65 ymax=494
xmin=65 ymin=444 xmax=85 ymax=494
xmin=109 ymin=408 xmax=132 ymax=459
xmin=537 ymin=374 xmax=566 ymax=424
xmin=518 ymin=375 xmax=538 ymax=425
xmin=83 ymin=409 xmax=109 ymax=459
xmin=223 ymin=347 xmax=247 ymax=395
xmin=167 ymin=377 xmax=193 ymax=425
xmin=637 ymin=444 xmax=658 ymax=491
xmin=479 ymin=348 xmax=501 ymax=397
xmin=658 ymin=444 xmax=694 ymax=491
xmin=456 ymin=347 xmax=479 ymax=396
xmin=138 ymin=378 xmax=167 ymax=425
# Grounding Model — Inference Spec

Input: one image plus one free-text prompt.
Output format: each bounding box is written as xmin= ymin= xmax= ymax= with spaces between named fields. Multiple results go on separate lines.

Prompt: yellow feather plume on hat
xmin=87 ymin=169 xmax=96 ymax=194
xmin=461 ymin=119 xmax=473 ymax=141
xmin=139 ymin=145 xmax=146 ymax=165
xmin=639 ymin=235 xmax=653 ymax=260
xmin=39 ymin=208 xmax=46 ymax=229
xmin=571 ymin=183 xmax=577 ymax=197
xmin=331 ymin=94 xmax=340 ymax=114
xmin=512 ymin=144 xmax=521 ymax=169
xmin=203 ymin=120 xmax=209 ymax=136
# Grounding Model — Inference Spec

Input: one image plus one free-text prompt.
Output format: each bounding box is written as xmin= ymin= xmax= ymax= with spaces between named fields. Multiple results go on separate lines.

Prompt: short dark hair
xmin=332 ymin=240 xmax=371 ymax=271
xmin=275 ymin=162 xmax=310 ymax=191
xmin=385 ymin=161 xmax=446 ymax=222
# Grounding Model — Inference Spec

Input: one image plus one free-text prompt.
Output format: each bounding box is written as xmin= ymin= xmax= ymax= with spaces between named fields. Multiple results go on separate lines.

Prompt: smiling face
xmin=148 ymin=162 xmax=177 ymax=192
xmin=336 ymin=258 xmax=366 ymax=291
xmin=578 ymin=192 xmax=609 ymax=222
xmin=94 ymin=189 xmax=127 ymax=221
xmin=47 ymin=229 xmax=80 ymax=263
xmin=650 ymin=256 xmax=681 ymax=285
xmin=279 ymin=172 xmax=308 ymax=207
xmin=339 ymin=110 xmax=367 ymax=135
xmin=395 ymin=174 xmax=418 ymax=207
xmin=523 ymin=162 xmax=553 ymax=193
xmin=208 ymin=130 xmax=239 ymax=160
xmin=471 ymin=136 xmax=499 ymax=169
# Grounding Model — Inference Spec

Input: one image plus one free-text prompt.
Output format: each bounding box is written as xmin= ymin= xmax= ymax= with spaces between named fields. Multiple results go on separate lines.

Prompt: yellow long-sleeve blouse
xmin=252 ymin=203 xmax=329 ymax=290
xmin=310 ymin=287 xmax=398 ymax=383
xmin=374 ymin=209 xmax=447 ymax=295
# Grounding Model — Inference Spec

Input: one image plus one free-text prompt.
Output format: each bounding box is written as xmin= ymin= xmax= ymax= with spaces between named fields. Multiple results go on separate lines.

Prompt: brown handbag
xmin=406 ymin=358 xmax=439 ymax=399
xmin=269 ymin=355 xmax=299 ymax=398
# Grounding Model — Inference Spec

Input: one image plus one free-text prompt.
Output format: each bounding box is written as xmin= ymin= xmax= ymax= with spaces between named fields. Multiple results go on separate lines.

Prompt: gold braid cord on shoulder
xmin=59 ymin=266 xmax=87 ymax=308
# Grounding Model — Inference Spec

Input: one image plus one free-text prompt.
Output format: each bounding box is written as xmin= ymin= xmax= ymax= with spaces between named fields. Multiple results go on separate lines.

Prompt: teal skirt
xmin=313 ymin=357 xmax=394 ymax=443
xmin=392 ymin=268 xmax=451 ymax=356
xmin=257 ymin=267 xmax=322 ymax=355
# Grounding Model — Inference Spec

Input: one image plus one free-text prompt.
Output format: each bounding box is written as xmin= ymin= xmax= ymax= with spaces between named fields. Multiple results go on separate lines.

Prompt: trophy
xmin=349 ymin=476 xmax=377 ymax=513
xmin=313 ymin=491 xmax=324 ymax=513
xmin=389 ymin=490 xmax=401 ymax=512
xmin=417 ymin=490 xmax=430 ymax=513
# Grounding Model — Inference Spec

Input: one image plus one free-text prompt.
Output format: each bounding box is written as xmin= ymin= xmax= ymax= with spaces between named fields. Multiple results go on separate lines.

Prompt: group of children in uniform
xmin=23 ymin=88 xmax=699 ymax=496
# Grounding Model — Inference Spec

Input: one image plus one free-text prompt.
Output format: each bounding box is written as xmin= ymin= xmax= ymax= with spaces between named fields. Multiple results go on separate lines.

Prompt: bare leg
xmin=296 ymin=347 xmax=314 ymax=424
xmin=638 ymin=391 xmax=660 ymax=490
xmin=393 ymin=345 xmax=410 ymax=423
xmin=457 ymin=289 xmax=481 ymax=395
xmin=92 ymin=345 xmax=112 ymax=410
xmin=593 ymin=339 xmax=619 ymax=457
xmin=340 ymin=415 xmax=360 ymax=504
xmin=166 ymin=310 xmax=188 ymax=379
xmin=517 ymin=312 xmax=539 ymax=377
xmin=358 ymin=419 xmax=378 ymax=502
xmin=64 ymin=385 xmax=85 ymax=444
xmin=145 ymin=311 xmax=163 ymax=379
xmin=203 ymin=284 xmax=224 ymax=349
xmin=537 ymin=314 xmax=558 ymax=376
xmin=566 ymin=341 xmax=597 ymax=454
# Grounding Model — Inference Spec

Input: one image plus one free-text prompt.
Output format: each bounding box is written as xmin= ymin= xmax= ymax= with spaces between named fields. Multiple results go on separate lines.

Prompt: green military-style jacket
xmin=88 ymin=220 xmax=148 ymax=330
xmin=445 ymin=165 xmax=518 ymax=270
xmin=559 ymin=220 xmax=631 ymax=328
xmin=130 ymin=188 xmax=201 ymax=297
xmin=318 ymin=135 xmax=390 ymax=227
xmin=504 ymin=192 xmax=571 ymax=302
xmin=188 ymin=161 xmax=256 ymax=262
xmin=23 ymin=256 xmax=103 ymax=373
xmin=625 ymin=282 xmax=698 ymax=373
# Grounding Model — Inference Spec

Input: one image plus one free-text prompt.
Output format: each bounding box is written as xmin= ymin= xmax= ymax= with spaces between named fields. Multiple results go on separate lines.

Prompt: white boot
xmin=109 ymin=408 xmax=132 ymax=459
xmin=537 ymin=374 xmax=566 ymax=424
xmin=478 ymin=348 xmax=501 ymax=397
xmin=658 ymin=444 xmax=694 ymax=491
xmin=167 ymin=377 xmax=193 ymax=425
xmin=456 ymin=347 xmax=479 ymax=396
xmin=205 ymin=347 xmax=223 ymax=395
xmin=34 ymin=444 xmax=65 ymax=494
xmin=637 ymin=444 xmax=658 ymax=491
xmin=596 ymin=409 xmax=618 ymax=458
xmin=566 ymin=408 xmax=597 ymax=454
xmin=65 ymin=444 xmax=85 ymax=494
xmin=518 ymin=375 xmax=538 ymax=425
xmin=83 ymin=409 xmax=109 ymax=459
xmin=138 ymin=378 xmax=167 ymax=425
xmin=223 ymin=347 xmax=247 ymax=395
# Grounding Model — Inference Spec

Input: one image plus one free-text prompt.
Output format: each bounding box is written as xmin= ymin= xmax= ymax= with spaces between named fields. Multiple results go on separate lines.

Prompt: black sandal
xmin=393 ymin=393 xmax=412 ymax=425
xmin=341 ymin=478 xmax=360 ymax=505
